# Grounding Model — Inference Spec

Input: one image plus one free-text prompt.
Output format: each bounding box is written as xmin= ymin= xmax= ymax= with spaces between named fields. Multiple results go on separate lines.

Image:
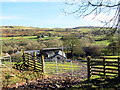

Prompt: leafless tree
xmin=63 ymin=0 xmax=120 ymax=28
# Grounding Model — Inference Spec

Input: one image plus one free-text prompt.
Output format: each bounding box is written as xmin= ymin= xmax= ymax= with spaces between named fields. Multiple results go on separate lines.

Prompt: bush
xmin=84 ymin=45 xmax=102 ymax=56
xmin=11 ymin=53 xmax=23 ymax=63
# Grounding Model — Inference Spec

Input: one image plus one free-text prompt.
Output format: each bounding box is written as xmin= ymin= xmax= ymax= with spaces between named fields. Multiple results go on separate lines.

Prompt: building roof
xmin=41 ymin=47 xmax=64 ymax=51
xmin=16 ymin=50 xmax=40 ymax=54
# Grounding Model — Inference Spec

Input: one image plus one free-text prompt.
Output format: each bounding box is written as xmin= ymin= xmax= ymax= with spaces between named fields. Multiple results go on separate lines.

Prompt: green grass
xmin=1 ymin=36 xmax=38 ymax=42
xmin=71 ymin=77 xmax=120 ymax=89
xmin=93 ymin=40 xmax=110 ymax=46
xmin=101 ymin=56 xmax=120 ymax=58
xmin=2 ymin=68 xmax=43 ymax=87
xmin=94 ymin=35 xmax=105 ymax=40
xmin=1 ymin=36 xmax=37 ymax=40
xmin=1 ymin=26 xmax=36 ymax=30
xmin=77 ymin=28 xmax=92 ymax=32
xmin=1 ymin=61 xmax=16 ymax=65
xmin=45 ymin=62 xmax=80 ymax=74
xmin=40 ymin=37 xmax=61 ymax=40
xmin=1 ymin=36 xmax=61 ymax=42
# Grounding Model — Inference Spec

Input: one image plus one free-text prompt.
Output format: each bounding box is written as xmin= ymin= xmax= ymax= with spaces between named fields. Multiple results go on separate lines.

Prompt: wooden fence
xmin=87 ymin=56 xmax=120 ymax=80
xmin=15 ymin=51 xmax=44 ymax=72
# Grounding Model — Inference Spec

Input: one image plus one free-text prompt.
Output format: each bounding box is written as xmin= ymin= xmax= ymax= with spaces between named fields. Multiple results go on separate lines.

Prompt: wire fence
xmin=0 ymin=55 xmax=12 ymax=69
xmin=0 ymin=55 xmax=12 ymax=89
xmin=16 ymin=50 xmax=87 ymax=78
xmin=44 ymin=59 xmax=87 ymax=78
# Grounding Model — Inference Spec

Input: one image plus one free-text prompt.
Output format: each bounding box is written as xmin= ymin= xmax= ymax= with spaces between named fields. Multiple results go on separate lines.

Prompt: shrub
xmin=11 ymin=53 xmax=23 ymax=63
xmin=84 ymin=45 xmax=102 ymax=56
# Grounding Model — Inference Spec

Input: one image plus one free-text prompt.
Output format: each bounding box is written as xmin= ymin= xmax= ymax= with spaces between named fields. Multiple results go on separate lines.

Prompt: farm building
xmin=44 ymin=50 xmax=66 ymax=61
xmin=16 ymin=47 xmax=67 ymax=61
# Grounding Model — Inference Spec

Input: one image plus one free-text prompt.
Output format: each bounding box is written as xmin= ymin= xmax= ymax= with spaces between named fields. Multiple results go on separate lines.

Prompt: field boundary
xmin=87 ymin=56 xmax=120 ymax=80
xmin=14 ymin=50 xmax=44 ymax=72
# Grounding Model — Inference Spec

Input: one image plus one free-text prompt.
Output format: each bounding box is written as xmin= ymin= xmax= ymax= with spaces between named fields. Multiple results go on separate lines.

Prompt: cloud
xmin=0 ymin=16 xmax=26 ymax=20
xmin=1 ymin=0 xmax=65 ymax=2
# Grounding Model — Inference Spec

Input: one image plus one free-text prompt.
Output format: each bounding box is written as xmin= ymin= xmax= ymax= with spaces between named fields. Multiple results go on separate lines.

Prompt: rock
xmin=55 ymin=84 xmax=60 ymax=88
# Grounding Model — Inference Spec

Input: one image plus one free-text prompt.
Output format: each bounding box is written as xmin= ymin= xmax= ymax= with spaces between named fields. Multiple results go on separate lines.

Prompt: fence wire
xmin=44 ymin=59 xmax=87 ymax=78
xmin=0 ymin=56 xmax=12 ymax=69
xmin=0 ymin=55 xmax=12 ymax=89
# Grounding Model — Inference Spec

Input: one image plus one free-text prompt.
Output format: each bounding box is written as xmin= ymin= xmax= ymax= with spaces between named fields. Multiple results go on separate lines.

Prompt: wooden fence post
xmin=20 ymin=49 xmax=25 ymax=71
xmin=103 ymin=57 xmax=106 ymax=77
xmin=41 ymin=55 xmax=45 ymax=73
xmin=27 ymin=52 xmax=31 ymax=70
xmin=87 ymin=56 xmax=91 ymax=81
xmin=33 ymin=52 xmax=36 ymax=71
xmin=118 ymin=57 xmax=120 ymax=78
xmin=21 ymin=49 xmax=25 ymax=62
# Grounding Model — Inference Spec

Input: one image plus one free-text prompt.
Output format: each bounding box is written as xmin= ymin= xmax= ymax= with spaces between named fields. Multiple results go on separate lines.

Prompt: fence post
xmin=9 ymin=56 xmax=12 ymax=71
xmin=27 ymin=52 xmax=31 ymax=70
xmin=118 ymin=57 xmax=120 ymax=78
xmin=103 ymin=57 xmax=106 ymax=77
xmin=20 ymin=49 xmax=25 ymax=71
xmin=87 ymin=56 xmax=91 ymax=81
xmin=33 ymin=52 xmax=36 ymax=71
xmin=21 ymin=49 xmax=26 ymax=62
xmin=41 ymin=55 xmax=45 ymax=73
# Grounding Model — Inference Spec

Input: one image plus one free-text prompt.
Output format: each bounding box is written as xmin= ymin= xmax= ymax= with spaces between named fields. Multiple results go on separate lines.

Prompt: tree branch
xmin=88 ymin=1 xmax=120 ymax=7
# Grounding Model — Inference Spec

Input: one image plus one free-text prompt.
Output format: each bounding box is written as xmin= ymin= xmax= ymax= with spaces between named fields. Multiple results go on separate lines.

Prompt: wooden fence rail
xmin=15 ymin=50 xmax=44 ymax=73
xmin=87 ymin=56 xmax=120 ymax=80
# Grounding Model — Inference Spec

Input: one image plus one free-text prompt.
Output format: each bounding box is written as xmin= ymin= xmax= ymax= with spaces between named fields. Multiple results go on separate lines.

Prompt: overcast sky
xmin=0 ymin=0 xmax=116 ymax=28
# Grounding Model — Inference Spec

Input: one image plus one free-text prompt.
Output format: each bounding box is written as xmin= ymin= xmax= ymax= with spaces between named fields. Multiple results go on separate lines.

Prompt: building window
xmin=57 ymin=57 xmax=60 ymax=59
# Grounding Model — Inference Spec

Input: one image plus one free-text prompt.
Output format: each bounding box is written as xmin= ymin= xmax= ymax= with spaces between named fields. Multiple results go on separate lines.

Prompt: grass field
xmin=45 ymin=61 xmax=80 ymax=74
xmin=71 ymin=77 xmax=120 ymax=89
xmin=41 ymin=37 xmax=61 ymax=40
xmin=1 ymin=36 xmax=61 ymax=41
xmin=93 ymin=40 xmax=110 ymax=46
xmin=1 ymin=26 xmax=37 ymax=30
xmin=94 ymin=35 xmax=106 ymax=39
xmin=101 ymin=56 xmax=120 ymax=58
xmin=1 ymin=36 xmax=37 ymax=40
xmin=77 ymin=28 xmax=92 ymax=32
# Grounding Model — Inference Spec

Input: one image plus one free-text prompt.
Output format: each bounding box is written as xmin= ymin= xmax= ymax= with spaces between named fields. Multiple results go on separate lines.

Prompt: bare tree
xmin=63 ymin=0 xmax=120 ymax=28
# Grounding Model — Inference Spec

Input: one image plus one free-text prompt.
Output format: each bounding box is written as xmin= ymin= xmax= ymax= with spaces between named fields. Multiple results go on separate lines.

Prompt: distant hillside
xmin=1 ymin=25 xmax=101 ymax=29
xmin=72 ymin=26 xmax=94 ymax=29
xmin=1 ymin=25 xmax=104 ymax=37
xmin=1 ymin=26 xmax=39 ymax=30
xmin=72 ymin=26 xmax=111 ymax=30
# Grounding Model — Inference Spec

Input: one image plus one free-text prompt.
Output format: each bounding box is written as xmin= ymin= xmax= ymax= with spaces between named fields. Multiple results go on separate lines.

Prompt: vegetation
xmin=2 ymin=61 xmax=80 ymax=87
xmin=45 ymin=61 xmax=80 ymax=74
xmin=71 ymin=77 xmax=120 ymax=89
xmin=2 ymin=68 xmax=43 ymax=87
xmin=1 ymin=25 xmax=120 ymax=57
xmin=1 ymin=25 xmax=120 ymax=89
xmin=1 ymin=0 xmax=120 ymax=88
